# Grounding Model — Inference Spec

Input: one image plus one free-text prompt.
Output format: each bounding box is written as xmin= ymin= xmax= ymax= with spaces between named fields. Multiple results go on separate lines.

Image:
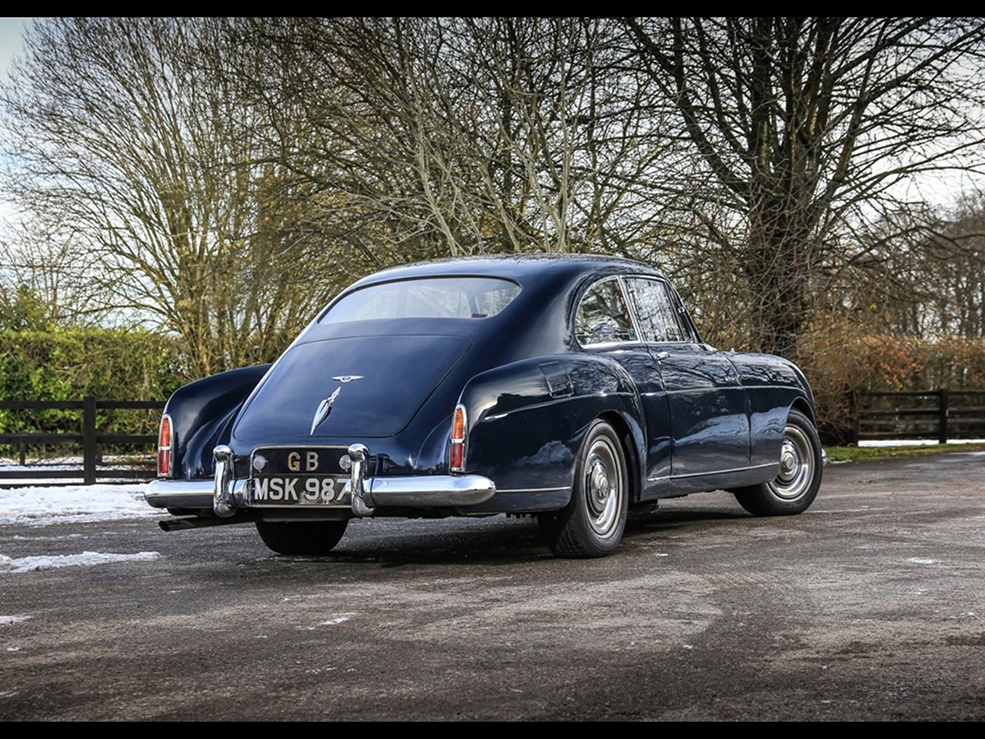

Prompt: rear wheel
xmin=539 ymin=419 xmax=628 ymax=558
xmin=733 ymin=409 xmax=822 ymax=516
xmin=255 ymin=519 xmax=348 ymax=555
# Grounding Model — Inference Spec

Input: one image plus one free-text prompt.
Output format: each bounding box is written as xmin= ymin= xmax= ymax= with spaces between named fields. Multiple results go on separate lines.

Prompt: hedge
xmin=0 ymin=327 xmax=185 ymax=438
xmin=5 ymin=323 xmax=985 ymax=449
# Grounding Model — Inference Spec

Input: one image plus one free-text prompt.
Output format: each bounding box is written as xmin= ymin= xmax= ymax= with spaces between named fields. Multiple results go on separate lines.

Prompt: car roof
xmin=306 ymin=254 xmax=681 ymax=354
xmin=348 ymin=253 xmax=668 ymax=290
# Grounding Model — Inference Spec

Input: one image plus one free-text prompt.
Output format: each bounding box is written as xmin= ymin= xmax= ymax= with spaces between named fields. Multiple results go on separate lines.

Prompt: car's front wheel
xmin=732 ymin=409 xmax=822 ymax=516
xmin=539 ymin=419 xmax=629 ymax=558
xmin=255 ymin=519 xmax=348 ymax=555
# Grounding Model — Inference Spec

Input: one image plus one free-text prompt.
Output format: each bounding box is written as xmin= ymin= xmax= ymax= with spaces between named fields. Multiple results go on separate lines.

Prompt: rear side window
xmin=575 ymin=278 xmax=637 ymax=345
xmin=320 ymin=277 xmax=521 ymax=323
xmin=626 ymin=278 xmax=691 ymax=343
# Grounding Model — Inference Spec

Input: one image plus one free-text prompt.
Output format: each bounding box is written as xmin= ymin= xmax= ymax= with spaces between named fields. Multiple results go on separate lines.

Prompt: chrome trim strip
xmin=483 ymin=392 xmax=634 ymax=421
xmin=495 ymin=486 xmax=568 ymax=494
xmin=670 ymin=462 xmax=776 ymax=480
xmin=247 ymin=443 xmax=349 ymax=451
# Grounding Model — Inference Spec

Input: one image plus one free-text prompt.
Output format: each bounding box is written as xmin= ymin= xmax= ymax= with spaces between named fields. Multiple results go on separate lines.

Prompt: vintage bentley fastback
xmin=146 ymin=255 xmax=823 ymax=558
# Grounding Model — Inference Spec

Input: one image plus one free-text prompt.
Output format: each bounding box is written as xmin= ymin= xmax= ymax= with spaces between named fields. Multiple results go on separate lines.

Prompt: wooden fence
xmin=0 ymin=397 xmax=162 ymax=485
xmin=1 ymin=391 xmax=980 ymax=486
xmin=858 ymin=389 xmax=985 ymax=443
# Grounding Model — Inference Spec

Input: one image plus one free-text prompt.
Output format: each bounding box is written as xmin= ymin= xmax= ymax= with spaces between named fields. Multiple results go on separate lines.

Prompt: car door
xmin=574 ymin=276 xmax=672 ymax=496
xmin=624 ymin=277 xmax=751 ymax=492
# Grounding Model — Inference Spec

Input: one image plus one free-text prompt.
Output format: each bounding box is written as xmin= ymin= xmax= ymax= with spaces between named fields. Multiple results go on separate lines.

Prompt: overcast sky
xmin=0 ymin=18 xmax=30 ymax=83
xmin=0 ymin=18 xmax=32 ymax=236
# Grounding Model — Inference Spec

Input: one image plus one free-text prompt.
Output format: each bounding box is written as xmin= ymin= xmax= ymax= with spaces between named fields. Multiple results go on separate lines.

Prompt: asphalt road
xmin=1 ymin=452 xmax=984 ymax=721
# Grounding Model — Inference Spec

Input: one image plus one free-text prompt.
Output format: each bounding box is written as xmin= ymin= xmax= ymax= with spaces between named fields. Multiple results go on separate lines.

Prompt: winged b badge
xmin=310 ymin=376 xmax=365 ymax=435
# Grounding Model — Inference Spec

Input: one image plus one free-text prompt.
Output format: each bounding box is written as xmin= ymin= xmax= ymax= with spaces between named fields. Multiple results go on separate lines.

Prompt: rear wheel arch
xmin=597 ymin=410 xmax=643 ymax=506
xmin=539 ymin=417 xmax=631 ymax=558
xmin=791 ymin=397 xmax=816 ymax=427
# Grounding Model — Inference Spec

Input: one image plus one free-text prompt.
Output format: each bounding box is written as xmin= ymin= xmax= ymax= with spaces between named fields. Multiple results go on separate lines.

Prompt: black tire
xmin=255 ymin=519 xmax=348 ymax=555
xmin=539 ymin=419 xmax=629 ymax=558
xmin=733 ymin=409 xmax=822 ymax=516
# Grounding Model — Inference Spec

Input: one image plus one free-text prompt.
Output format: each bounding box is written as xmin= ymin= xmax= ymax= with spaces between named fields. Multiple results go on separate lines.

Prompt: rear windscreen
xmin=320 ymin=277 xmax=521 ymax=323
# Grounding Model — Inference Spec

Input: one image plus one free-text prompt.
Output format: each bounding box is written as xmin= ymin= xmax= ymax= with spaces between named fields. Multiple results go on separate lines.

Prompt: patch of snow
xmin=0 ymin=551 xmax=160 ymax=574
xmin=0 ymin=484 xmax=157 ymax=526
xmin=859 ymin=439 xmax=985 ymax=447
xmin=907 ymin=557 xmax=937 ymax=565
xmin=319 ymin=614 xmax=355 ymax=626
xmin=0 ymin=614 xmax=31 ymax=625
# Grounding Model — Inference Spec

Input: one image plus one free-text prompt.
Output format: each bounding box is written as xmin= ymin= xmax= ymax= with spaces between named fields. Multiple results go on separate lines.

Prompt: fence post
xmin=849 ymin=389 xmax=860 ymax=445
xmin=83 ymin=396 xmax=97 ymax=484
xmin=938 ymin=388 xmax=949 ymax=445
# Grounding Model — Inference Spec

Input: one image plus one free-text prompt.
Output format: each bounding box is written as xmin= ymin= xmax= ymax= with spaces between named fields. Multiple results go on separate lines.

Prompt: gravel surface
xmin=1 ymin=452 xmax=983 ymax=721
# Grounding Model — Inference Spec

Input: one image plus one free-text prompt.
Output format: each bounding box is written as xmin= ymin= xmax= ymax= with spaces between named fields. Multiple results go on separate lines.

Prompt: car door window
xmin=626 ymin=278 xmax=690 ymax=343
xmin=575 ymin=278 xmax=637 ymax=345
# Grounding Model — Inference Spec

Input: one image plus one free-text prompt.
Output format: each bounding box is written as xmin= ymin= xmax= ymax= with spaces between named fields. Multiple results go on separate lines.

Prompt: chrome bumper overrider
xmin=145 ymin=443 xmax=496 ymax=518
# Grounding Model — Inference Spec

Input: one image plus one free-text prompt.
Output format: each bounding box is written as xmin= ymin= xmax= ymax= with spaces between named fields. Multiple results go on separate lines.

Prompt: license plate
xmin=251 ymin=475 xmax=349 ymax=507
xmin=249 ymin=446 xmax=352 ymax=508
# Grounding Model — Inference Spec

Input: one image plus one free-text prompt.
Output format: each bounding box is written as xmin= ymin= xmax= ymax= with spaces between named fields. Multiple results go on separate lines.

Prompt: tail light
xmin=449 ymin=404 xmax=467 ymax=472
xmin=157 ymin=414 xmax=173 ymax=477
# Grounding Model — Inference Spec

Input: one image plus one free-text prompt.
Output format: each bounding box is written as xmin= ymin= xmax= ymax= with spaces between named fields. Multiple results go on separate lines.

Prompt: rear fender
xmin=163 ymin=364 xmax=271 ymax=480
xmin=457 ymin=355 xmax=645 ymax=501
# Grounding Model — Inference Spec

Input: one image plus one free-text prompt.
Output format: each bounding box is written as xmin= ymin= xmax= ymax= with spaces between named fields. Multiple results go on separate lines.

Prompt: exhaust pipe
xmin=158 ymin=514 xmax=253 ymax=532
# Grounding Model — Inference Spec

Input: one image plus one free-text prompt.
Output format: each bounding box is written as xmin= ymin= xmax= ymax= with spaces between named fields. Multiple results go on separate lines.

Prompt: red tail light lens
xmin=450 ymin=404 xmax=467 ymax=472
xmin=157 ymin=414 xmax=172 ymax=477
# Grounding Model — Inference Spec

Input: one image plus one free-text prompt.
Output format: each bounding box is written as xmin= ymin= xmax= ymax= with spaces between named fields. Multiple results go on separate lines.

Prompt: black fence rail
xmin=0 ymin=397 xmax=163 ymax=485
xmin=2 ymin=391 xmax=980 ymax=484
xmin=858 ymin=389 xmax=985 ymax=443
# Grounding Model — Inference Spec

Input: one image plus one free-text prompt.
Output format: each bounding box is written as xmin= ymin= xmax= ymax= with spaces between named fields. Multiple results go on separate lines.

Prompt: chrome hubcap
xmin=583 ymin=436 xmax=623 ymax=536
xmin=768 ymin=424 xmax=814 ymax=500
xmin=779 ymin=442 xmax=798 ymax=478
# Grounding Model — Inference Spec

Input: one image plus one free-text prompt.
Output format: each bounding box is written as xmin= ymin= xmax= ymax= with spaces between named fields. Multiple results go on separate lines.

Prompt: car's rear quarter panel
xmin=460 ymin=353 xmax=646 ymax=512
xmin=165 ymin=364 xmax=271 ymax=480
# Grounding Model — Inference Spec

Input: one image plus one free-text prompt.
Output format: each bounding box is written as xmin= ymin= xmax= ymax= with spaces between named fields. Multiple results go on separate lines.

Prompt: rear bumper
xmin=146 ymin=445 xmax=496 ymax=517
xmin=146 ymin=479 xmax=217 ymax=510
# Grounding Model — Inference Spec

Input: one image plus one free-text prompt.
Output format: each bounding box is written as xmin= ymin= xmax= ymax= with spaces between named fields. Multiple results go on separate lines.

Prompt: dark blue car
xmin=146 ymin=255 xmax=822 ymax=558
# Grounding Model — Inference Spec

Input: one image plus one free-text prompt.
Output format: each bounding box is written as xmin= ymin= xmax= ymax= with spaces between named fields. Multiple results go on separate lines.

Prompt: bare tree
xmin=234 ymin=17 xmax=672 ymax=262
xmin=0 ymin=217 xmax=103 ymax=327
xmin=7 ymin=15 xmax=985 ymax=382
xmin=0 ymin=17 xmax=340 ymax=376
xmin=905 ymin=191 xmax=985 ymax=339
xmin=624 ymin=17 xmax=985 ymax=358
